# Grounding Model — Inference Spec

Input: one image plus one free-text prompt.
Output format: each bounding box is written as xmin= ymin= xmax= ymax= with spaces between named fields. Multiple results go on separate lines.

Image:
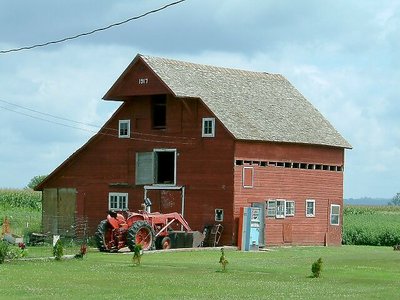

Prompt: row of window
xmin=237 ymin=160 xmax=343 ymax=172
xmin=118 ymin=117 xmax=216 ymax=138
xmin=109 ymin=193 xmax=340 ymax=225
xmin=267 ymin=199 xmax=340 ymax=225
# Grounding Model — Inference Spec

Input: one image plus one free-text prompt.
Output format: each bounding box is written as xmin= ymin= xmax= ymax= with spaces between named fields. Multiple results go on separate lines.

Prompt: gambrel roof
xmin=105 ymin=54 xmax=352 ymax=149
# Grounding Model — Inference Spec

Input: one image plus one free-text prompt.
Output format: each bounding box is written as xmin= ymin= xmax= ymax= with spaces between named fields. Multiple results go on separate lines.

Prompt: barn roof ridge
xmin=138 ymin=54 xmax=352 ymax=149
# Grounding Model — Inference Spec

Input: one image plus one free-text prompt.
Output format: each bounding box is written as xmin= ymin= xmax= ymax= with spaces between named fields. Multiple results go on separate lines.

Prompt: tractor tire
xmin=160 ymin=236 xmax=172 ymax=250
xmin=127 ymin=220 xmax=156 ymax=251
xmin=94 ymin=220 xmax=113 ymax=252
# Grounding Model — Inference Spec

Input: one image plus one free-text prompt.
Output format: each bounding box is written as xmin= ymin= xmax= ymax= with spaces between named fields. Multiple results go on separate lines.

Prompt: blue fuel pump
xmin=239 ymin=206 xmax=263 ymax=251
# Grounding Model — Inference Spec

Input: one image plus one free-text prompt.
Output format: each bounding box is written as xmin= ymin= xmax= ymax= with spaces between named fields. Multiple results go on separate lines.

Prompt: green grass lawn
xmin=1 ymin=246 xmax=399 ymax=299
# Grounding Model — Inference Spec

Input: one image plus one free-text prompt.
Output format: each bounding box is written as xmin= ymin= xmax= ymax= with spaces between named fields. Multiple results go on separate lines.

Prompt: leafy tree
xmin=388 ymin=193 xmax=400 ymax=206
xmin=26 ymin=175 xmax=47 ymax=189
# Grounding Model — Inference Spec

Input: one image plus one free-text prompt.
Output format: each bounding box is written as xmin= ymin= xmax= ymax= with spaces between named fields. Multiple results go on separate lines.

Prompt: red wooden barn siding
xmin=42 ymin=96 xmax=236 ymax=243
xmin=233 ymin=141 xmax=344 ymax=246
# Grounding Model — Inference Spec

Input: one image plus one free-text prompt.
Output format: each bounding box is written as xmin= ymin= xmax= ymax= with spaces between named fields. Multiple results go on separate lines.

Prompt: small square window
xmin=215 ymin=209 xmax=224 ymax=222
xmin=202 ymin=118 xmax=215 ymax=137
xmin=330 ymin=204 xmax=340 ymax=225
xmin=109 ymin=193 xmax=128 ymax=210
xmin=306 ymin=199 xmax=315 ymax=217
xmin=119 ymin=120 xmax=130 ymax=138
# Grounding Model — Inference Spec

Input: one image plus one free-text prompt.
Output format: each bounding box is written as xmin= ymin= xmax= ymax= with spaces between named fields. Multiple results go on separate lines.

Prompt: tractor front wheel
xmin=94 ymin=220 xmax=113 ymax=252
xmin=127 ymin=221 xmax=155 ymax=251
xmin=160 ymin=236 xmax=171 ymax=250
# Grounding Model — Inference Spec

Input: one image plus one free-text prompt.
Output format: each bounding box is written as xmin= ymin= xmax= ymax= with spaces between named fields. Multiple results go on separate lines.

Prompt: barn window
xmin=152 ymin=94 xmax=166 ymax=129
xmin=242 ymin=167 xmax=254 ymax=188
xmin=330 ymin=204 xmax=340 ymax=225
xmin=135 ymin=149 xmax=176 ymax=185
xmin=266 ymin=200 xmax=276 ymax=217
xmin=267 ymin=200 xmax=293 ymax=218
xmin=285 ymin=201 xmax=295 ymax=216
xmin=202 ymin=117 xmax=215 ymax=137
xmin=215 ymin=209 xmax=224 ymax=222
xmin=118 ymin=120 xmax=130 ymax=138
xmin=109 ymin=193 xmax=128 ymax=210
xmin=306 ymin=199 xmax=315 ymax=217
xmin=276 ymin=200 xmax=286 ymax=218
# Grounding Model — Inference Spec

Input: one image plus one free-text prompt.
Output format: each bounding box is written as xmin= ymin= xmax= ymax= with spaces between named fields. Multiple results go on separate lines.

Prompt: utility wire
xmin=0 ymin=98 xmax=102 ymax=129
xmin=0 ymin=98 xmax=195 ymax=140
xmin=0 ymin=102 xmax=195 ymax=145
xmin=0 ymin=0 xmax=186 ymax=54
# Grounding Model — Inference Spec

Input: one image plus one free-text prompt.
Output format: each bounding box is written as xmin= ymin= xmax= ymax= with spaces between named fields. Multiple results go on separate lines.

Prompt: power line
xmin=0 ymin=98 xmax=102 ymax=129
xmin=0 ymin=0 xmax=186 ymax=54
xmin=0 ymin=98 xmax=196 ymax=140
xmin=0 ymin=101 xmax=195 ymax=145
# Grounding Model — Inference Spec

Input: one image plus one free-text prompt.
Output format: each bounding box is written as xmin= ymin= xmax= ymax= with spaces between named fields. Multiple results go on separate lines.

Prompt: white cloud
xmin=0 ymin=1 xmax=399 ymax=198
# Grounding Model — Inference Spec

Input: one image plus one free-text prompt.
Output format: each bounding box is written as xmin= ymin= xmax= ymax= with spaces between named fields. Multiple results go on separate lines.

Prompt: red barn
xmin=36 ymin=54 xmax=351 ymax=246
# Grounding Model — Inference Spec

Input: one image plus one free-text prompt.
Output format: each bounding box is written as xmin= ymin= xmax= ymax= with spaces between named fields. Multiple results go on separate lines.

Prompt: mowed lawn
xmin=1 ymin=246 xmax=399 ymax=299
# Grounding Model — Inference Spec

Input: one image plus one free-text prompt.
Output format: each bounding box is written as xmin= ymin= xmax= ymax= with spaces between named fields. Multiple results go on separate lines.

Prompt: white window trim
xmin=266 ymin=199 xmax=295 ymax=218
xmin=202 ymin=117 xmax=215 ymax=137
xmin=242 ymin=167 xmax=254 ymax=188
xmin=118 ymin=120 xmax=130 ymax=138
xmin=275 ymin=199 xmax=286 ymax=219
xmin=306 ymin=199 xmax=315 ymax=217
xmin=266 ymin=200 xmax=276 ymax=217
xmin=153 ymin=148 xmax=177 ymax=186
xmin=330 ymin=204 xmax=340 ymax=226
xmin=285 ymin=201 xmax=295 ymax=216
xmin=108 ymin=192 xmax=128 ymax=211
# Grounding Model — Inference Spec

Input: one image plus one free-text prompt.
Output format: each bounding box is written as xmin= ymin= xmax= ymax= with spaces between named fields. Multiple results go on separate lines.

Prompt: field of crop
xmin=343 ymin=206 xmax=400 ymax=246
xmin=0 ymin=189 xmax=42 ymax=237
xmin=1 ymin=246 xmax=400 ymax=299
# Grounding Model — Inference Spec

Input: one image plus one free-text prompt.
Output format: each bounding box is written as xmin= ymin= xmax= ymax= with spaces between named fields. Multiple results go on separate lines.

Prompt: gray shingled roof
xmin=141 ymin=55 xmax=351 ymax=149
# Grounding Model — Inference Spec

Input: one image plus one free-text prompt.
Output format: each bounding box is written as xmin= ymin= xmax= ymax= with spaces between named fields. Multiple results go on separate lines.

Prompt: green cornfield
xmin=0 ymin=189 xmax=42 ymax=237
xmin=343 ymin=206 xmax=400 ymax=246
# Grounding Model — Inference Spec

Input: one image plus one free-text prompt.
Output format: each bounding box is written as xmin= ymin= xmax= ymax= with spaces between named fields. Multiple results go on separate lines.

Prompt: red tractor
xmin=94 ymin=209 xmax=202 ymax=252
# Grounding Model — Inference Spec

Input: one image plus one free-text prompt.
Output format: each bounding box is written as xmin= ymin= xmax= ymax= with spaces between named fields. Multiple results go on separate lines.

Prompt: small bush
xmin=219 ymin=248 xmax=229 ymax=272
xmin=132 ymin=244 xmax=143 ymax=266
xmin=53 ymin=239 xmax=63 ymax=260
xmin=311 ymin=257 xmax=323 ymax=278
xmin=0 ymin=240 xmax=9 ymax=264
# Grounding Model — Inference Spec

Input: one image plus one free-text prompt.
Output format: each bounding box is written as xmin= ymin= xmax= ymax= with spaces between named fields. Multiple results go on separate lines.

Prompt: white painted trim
xmin=306 ymin=199 xmax=316 ymax=217
xmin=108 ymin=192 xmax=128 ymax=210
xmin=242 ymin=166 xmax=254 ymax=188
xmin=202 ymin=117 xmax=215 ymax=137
xmin=153 ymin=148 xmax=177 ymax=186
xmin=118 ymin=119 xmax=130 ymax=138
xmin=330 ymin=204 xmax=340 ymax=226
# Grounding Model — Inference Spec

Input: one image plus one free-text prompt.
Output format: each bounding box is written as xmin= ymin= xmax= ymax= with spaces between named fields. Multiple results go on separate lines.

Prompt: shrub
xmin=311 ymin=257 xmax=323 ymax=278
xmin=0 ymin=240 xmax=9 ymax=264
xmin=132 ymin=244 xmax=143 ymax=266
xmin=219 ymin=248 xmax=229 ymax=272
xmin=53 ymin=239 xmax=63 ymax=260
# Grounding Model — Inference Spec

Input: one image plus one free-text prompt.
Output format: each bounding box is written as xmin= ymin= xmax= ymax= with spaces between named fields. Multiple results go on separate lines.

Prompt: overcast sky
xmin=0 ymin=0 xmax=399 ymax=198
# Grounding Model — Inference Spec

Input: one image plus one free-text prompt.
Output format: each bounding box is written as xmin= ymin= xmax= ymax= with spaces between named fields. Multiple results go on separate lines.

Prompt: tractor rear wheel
xmin=127 ymin=220 xmax=155 ymax=251
xmin=94 ymin=220 xmax=113 ymax=252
